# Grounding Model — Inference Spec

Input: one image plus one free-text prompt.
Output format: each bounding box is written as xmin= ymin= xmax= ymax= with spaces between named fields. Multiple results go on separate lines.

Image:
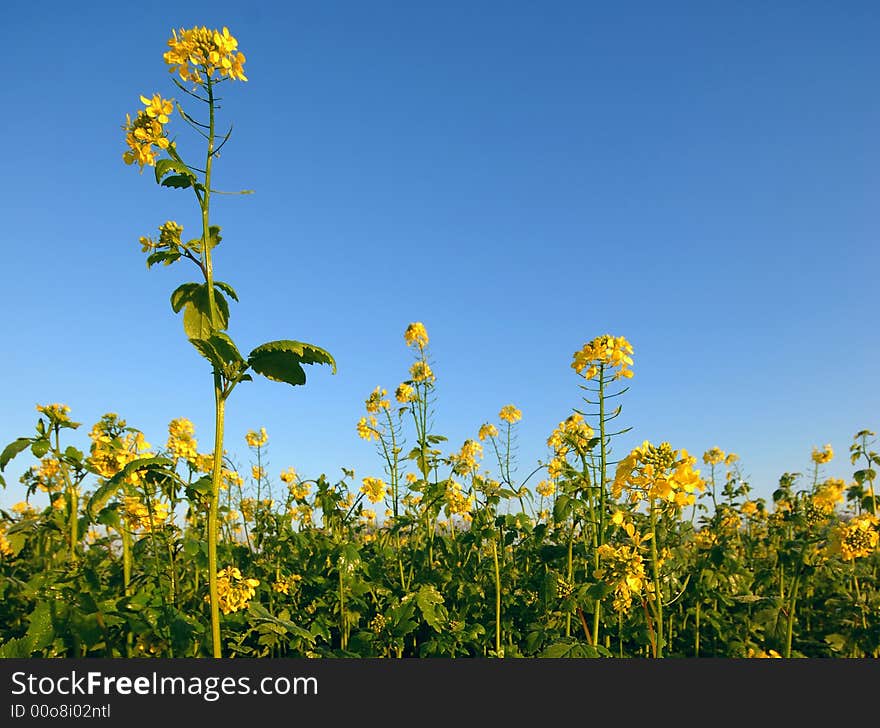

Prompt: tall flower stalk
xmin=123 ymin=26 xmax=335 ymax=657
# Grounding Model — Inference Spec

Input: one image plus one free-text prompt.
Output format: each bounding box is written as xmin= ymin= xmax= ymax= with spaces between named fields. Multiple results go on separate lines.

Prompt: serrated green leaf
xmin=155 ymin=158 xmax=196 ymax=186
xmin=540 ymin=640 xmax=600 ymax=658
xmin=189 ymin=331 xmax=244 ymax=373
xmin=247 ymin=340 xmax=336 ymax=387
xmin=160 ymin=174 xmax=193 ymax=189
xmin=415 ymin=585 xmax=446 ymax=632
xmin=214 ymin=280 xmax=238 ymax=301
xmin=0 ymin=437 xmax=31 ymax=471
xmin=24 ymin=602 xmax=55 ymax=654
xmin=170 ymin=282 xmax=201 ymax=313
xmin=182 ymin=286 xmax=230 ymax=339
xmin=147 ymin=250 xmax=182 ymax=268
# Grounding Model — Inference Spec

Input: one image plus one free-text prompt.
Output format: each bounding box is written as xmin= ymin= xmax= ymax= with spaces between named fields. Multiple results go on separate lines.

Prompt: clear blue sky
xmin=1 ymin=0 xmax=877 ymax=511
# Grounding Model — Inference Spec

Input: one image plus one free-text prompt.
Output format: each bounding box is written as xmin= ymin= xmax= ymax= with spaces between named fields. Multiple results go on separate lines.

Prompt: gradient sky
xmin=1 ymin=1 xmax=877 ymax=512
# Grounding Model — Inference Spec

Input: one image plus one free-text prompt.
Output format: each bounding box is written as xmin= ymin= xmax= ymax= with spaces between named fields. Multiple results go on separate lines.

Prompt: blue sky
xmin=1 ymin=0 xmax=877 ymax=512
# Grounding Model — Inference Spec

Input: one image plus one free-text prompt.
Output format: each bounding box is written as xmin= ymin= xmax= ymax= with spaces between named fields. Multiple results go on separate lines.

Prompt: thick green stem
xmin=649 ymin=499 xmax=663 ymax=657
xmin=492 ymin=537 xmax=502 ymax=656
xmin=784 ymin=574 xmax=800 ymax=658
xmin=207 ymin=391 xmax=226 ymax=658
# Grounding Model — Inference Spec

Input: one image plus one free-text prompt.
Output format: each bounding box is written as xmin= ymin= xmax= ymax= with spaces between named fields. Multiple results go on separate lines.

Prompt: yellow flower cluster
xmin=245 ymin=427 xmax=268 ymax=448
xmin=571 ymin=335 xmax=634 ymax=381
xmin=449 ymin=439 xmax=483 ymax=475
xmin=478 ymin=423 xmax=498 ymax=441
xmin=547 ymin=413 xmax=595 ymax=457
xmin=36 ymin=458 xmax=63 ymax=493
xmin=360 ymin=477 xmax=387 ymax=504
xmin=595 ymin=542 xmax=651 ymax=613
xmin=499 ymin=405 xmax=522 ymax=424
xmin=272 ymin=574 xmax=302 ymax=596
xmin=812 ymin=478 xmax=846 ymax=514
xmin=164 ymin=26 xmax=247 ymax=85
xmin=167 ymin=418 xmax=198 ymax=460
xmin=89 ymin=431 xmax=152 ymax=483
xmin=747 ymin=648 xmax=782 ymax=658
xmin=365 ymin=387 xmax=390 ymax=413
xmin=122 ymin=496 xmax=169 ymax=533
xmin=192 ymin=453 xmax=215 ymax=473
xmin=404 ymin=322 xmax=429 ymax=350
xmin=0 ymin=531 xmax=14 ymax=558
xmin=444 ymin=481 xmax=475 ymax=517
xmin=251 ymin=465 xmax=266 ymax=481
xmin=409 ymin=361 xmax=435 ymax=384
xmin=833 ymin=514 xmax=879 ymax=561
xmin=36 ymin=403 xmax=72 ymax=424
xmin=122 ymin=94 xmax=173 ymax=171
xmin=536 ymin=480 xmax=556 ymax=498
xmin=215 ymin=566 xmax=259 ymax=615
xmin=613 ymin=441 xmax=705 ymax=508
xmin=811 ymin=444 xmax=834 ymax=465
xmin=395 ymin=382 xmax=417 ymax=403
xmin=288 ymin=504 xmax=313 ymax=526
xmin=280 ymin=468 xmax=310 ymax=500
xmin=356 ymin=415 xmax=379 ymax=442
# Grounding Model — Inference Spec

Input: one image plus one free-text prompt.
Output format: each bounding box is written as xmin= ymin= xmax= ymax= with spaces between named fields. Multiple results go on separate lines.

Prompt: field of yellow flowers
xmin=0 ymin=26 xmax=877 ymax=659
xmin=1 ymin=322 xmax=877 ymax=658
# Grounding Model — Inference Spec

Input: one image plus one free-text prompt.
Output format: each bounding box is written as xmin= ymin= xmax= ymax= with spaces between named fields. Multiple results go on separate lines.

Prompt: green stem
xmin=492 ymin=536 xmax=502 ymax=656
xmin=207 ymin=392 xmax=226 ymax=658
xmin=784 ymin=573 xmax=800 ymax=658
xmin=649 ymin=498 xmax=663 ymax=658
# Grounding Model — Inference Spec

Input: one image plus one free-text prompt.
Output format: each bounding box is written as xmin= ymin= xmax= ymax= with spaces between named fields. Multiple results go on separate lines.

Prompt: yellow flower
xmin=741 ymin=500 xmax=758 ymax=517
xmin=361 ymin=477 xmax=387 ymax=504
xmin=395 ymin=382 xmax=417 ymax=403
xmin=449 ymin=439 xmax=483 ymax=475
xmin=444 ymin=481 xmax=475 ymax=517
xmin=478 ymin=423 xmax=498 ymax=441
xmin=164 ymin=26 xmax=248 ymax=85
xmin=409 ymin=361 xmax=435 ymax=383
xmin=357 ymin=415 xmax=379 ymax=442
xmin=613 ymin=441 xmax=705 ymax=509
xmin=36 ymin=403 xmax=72 ymax=424
xmin=571 ymin=335 xmax=634 ymax=381
xmin=122 ymin=496 xmax=169 ymax=533
xmin=498 ymin=405 xmax=522 ymax=424
xmin=703 ymin=447 xmax=726 ymax=466
xmin=832 ymin=514 xmax=879 ymax=561
xmin=139 ymin=93 xmax=174 ymax=124
xmin=404 ymin=322 xmax=429 ymax=349
xmin=365 ymin=386 xmax=390 ymax=413
xmin=536 ymin=479 xmax=555 ymax=498
xmin=811 ymin=444 xmax=833 ymax=465
xmin=252 ymin=465 xmax=266 ymax=481
xmin=167 ymin=417 xmax=197 ymax=460
xmin=214 ymin=566 xmax=259 ymax=614
xmin=245 ymin=427 xmax=269 ymax=448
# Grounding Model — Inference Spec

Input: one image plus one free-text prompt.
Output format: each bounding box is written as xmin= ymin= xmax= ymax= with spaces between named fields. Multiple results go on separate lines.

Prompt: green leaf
xmin=247 ymin=340 xmax=336 ymax=387
xmin=214 ymin=280 xmax=238 ymax=301
xmin=189 ymin=331 xmax=244 ymax=372
xmin=0 ymin=437 xmax=31 ymax=471
xmin=24 ymin=602 xmax=55 ymax=655
xmin=183 ymin=287 xmax=230 ymax=339
xmin=30 ymin=439 xmax=49 ymax=458
xmin=87 ymin=456 xmax=174 ymax=518
xmin=147 ymin=250 xmax=182 ymax=268
xmin=540 ymin=640 xmax=601 ymax=658
xmin=170 ymin=282 xmax=201 ymax=313
xmin=160 ymin=174 xmax=193 ymax=189
xmin=415 ymin=585 xmax=447 ymax=632
xmin=155 ymin=158 xmax=196 ymax=187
